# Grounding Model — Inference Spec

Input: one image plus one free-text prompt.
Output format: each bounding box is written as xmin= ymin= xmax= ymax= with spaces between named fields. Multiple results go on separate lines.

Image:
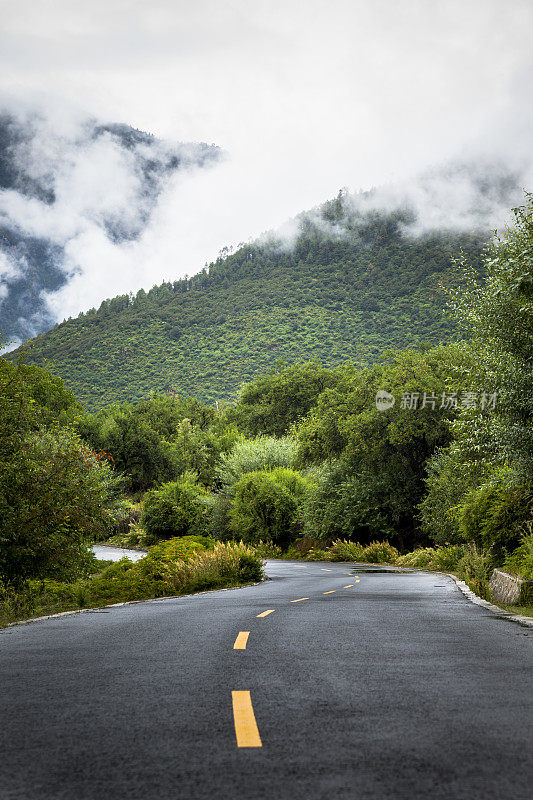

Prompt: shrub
xmin=305 ymin=548 xmax=331 ymax=561
xmin=141 ymin=535 xmax=214 ymax=570
xmin=0 ymin=427 xmax=119 ymax=586
xmin=504 ymin=526 xmax=533 ymax=579
xmin=458 ymin=544 xmax=493 ymax=598
xmin=106 ymin=499 xmax=142 ymax=538
xmin=217 ymin=436 xmax=299 ymax=488
xmin=84 ymin=539 xmax=263 ymax=605
xmin=285 ymin=536 xmax=324 ymax=559
xmin=432 ymin=545 xmax=465 ymax=572
xmin=146 ymin=541 xmax=264 ymax=593
xmin=302 ymin=461 xmax=397 ymax=544
xmin=141 ymin=472 xmax=210 ymax=542
xmin=252 ymin=540 xmax=283 ymax=559
xmin=89 ymin=559 xmax=164 ymax=602
xmin=457 ymin=470 xmax=532 ymax=559
xmin=230 ymin=467 xmax=307 ymax=546
xmin=327 ymin=539 xmax=366 ymax=562
xmin=362 ymin=540 xmax=399 ymax=564
xmin=208 ymin=493 xmax=233 ymax=541
xmin=396 ymin=547 xmax=437 ymax=568
xmin=396 ymin=545 xmax=464 ymax=571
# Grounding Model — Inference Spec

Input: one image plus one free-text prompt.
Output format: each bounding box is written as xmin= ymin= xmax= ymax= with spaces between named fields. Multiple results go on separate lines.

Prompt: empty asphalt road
xmin=1 ymin=561 xmax=532 ymax=800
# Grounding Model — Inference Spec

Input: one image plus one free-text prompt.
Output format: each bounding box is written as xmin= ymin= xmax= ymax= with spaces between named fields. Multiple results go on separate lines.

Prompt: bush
xmin=0 ymin=427 xmax=119 ymax=586
xmin=229 ymin=467 xmax=307 ymax=546
xmin=142 ymin=535 xmax=214 ymax=569
xmin=396 ymin=547 xmax=437 ymax=568
xmin=362 ymin=540 xmax=399 ymax=564
xmin=139 ymin=541 xmax=264 ymax=594
xmin=396 ymin=545 xmax=464 ymax=571
xmin=70 ymin=539 xmax=263 ymax=608
xmin=106 ymin=499 xmax=142 ymax=538
xmin=208 ymin=492 xmax=234 ymax=541
xmin=458 ymin=544 xmax=493 ymax=598
xmin=326 ymin=539 xmax=366 ymax=562
xmin=457 ymin=470 xmax=532 ymax=558
xmin=504 ymin=526 xmax=533 ymax=579
xmin=302 ymin=461 xmax=397 ymax=544
xmin=141 ymin=472 xmax=210 ymax=542
xmin=432 ymin=545 xmax=465 ymax=572
xmin=305 ymin=548 xmax=331 ymax=561
xmin=252 ymin=540 xmax=283 ymax=559
xmin=216 ymin=436 xmax=299 ymax=488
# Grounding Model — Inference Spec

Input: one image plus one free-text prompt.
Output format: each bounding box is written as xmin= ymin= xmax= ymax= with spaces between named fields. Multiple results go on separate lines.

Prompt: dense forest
xmin=11 ymin=194 xmax=487 ymax=409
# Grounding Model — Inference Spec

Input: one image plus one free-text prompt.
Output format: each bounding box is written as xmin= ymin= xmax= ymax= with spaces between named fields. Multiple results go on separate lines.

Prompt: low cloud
xmin=0 ymin=99 xmax=221 ymax=344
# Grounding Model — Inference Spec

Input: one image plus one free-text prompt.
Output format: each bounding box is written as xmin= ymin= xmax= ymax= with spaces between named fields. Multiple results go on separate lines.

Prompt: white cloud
xmin=0 ymin=0 xmax=532 ymax=326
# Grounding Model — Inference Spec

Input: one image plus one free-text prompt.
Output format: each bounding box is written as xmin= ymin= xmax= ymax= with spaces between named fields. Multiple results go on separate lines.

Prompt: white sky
xmin=1 ymin=0 xmax=532 ymax=319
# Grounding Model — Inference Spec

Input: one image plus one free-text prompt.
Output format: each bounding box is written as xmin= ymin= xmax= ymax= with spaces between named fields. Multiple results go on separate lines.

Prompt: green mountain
xmin=9 ymin=196 xmax=486 ymax=410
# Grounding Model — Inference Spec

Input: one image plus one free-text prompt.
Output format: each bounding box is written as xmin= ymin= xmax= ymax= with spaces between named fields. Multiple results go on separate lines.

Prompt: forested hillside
xmin=10 ymin=197 xmax=486 ymax=409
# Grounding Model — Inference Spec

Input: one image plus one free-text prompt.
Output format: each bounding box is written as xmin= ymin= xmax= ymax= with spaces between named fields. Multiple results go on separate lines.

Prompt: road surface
xmin=92 ymin=545 xmax=146 ymax=562
xmin=1 ymin=561 xmax=532 ymax=799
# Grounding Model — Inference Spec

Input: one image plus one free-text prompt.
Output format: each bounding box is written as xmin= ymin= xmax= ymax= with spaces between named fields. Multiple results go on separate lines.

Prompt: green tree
xmin=297 ymin=346 xmax=462 ymax=545
xmin=0 ymin=427 xmax=117 ymax=585
xmin=229 ymin=467 xmax=307 ymax=546
xmin=141 ymin=473 xmax=210 ymax=541
xmin=421 ymin=196 xmax=533 ymax=555
xmin=232 ymin=361 xmax=343 ymax=436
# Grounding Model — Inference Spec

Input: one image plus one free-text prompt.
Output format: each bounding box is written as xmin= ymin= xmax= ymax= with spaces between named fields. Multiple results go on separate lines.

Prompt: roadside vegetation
xmin=0 ymin=536 xmax=263 ymax=627
xmin=2 ymin=196 xmax=533 ymax=624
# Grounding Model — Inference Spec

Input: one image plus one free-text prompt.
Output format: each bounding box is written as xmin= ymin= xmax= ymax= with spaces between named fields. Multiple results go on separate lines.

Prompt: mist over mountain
xmin=0 ymin=107 xmax=221 ymax=346
xmin=12 ymin=184 xmax=493 ymax=410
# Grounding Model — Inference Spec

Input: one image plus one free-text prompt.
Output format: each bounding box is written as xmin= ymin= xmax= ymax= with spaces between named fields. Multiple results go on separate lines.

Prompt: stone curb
xmin=445 ymin=572 xmax=533 ymax=628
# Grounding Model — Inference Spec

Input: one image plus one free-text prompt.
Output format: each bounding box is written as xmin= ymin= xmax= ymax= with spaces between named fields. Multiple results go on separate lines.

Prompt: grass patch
xmin=0 ymin=537 xmax=264 ymax=627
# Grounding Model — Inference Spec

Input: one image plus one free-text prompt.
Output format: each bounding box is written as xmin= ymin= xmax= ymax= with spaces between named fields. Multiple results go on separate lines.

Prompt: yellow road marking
xmin=322 ymin=590 xmax=336 ymax=594
xmin=232 ymin=691 xmax=262 ymax=748
xmin=290 ymin=597 xmax=309 ymax=603
xmin=320 ymin=568 xmax=333 ymax=571
xmin=353 ymin=575 xmax=359 ymax=578
xmin=355 ymin=579 xmax=360 ymax=583
xmin=256 ymin=609 xmax=275 ymax=618
xmin=295 ymin=565 xmax=307 ymax=568
xmin=233 ymin=632 xmax=250 ymax=650
xmin=343 ymin=584 xmax=354 ymax=588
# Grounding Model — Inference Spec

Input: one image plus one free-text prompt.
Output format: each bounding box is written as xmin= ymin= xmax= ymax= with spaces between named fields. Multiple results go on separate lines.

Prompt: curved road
xmin=1 ymin=561 xmax=532 ymax=799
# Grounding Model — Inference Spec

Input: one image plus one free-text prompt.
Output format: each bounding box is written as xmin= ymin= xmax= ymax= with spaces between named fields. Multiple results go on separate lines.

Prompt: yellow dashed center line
xmin=290 ymin=597 xmax=309 ymax=603
xmin=232 ymin=691 xmax=262 ymax=748
xmin=320 ymin=568 xmax=333 ymax=571
xmin=233 ymin=632 xmax=250 ymax=650
xmin=256 ymin=609 xmax=275 ymax=618
xmin=343 ymin=584 xmax=354 ymax=588
xmin=322 ymin=590 xmax=336 ymax=595
xmin=295 ymin=565 xmax=307 ymax=568
xmin=355 ymin=579 xmax=360 ymax=583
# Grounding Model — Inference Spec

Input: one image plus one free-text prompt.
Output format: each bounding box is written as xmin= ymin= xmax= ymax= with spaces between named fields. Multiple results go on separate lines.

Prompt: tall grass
xmin=1 ymin=539 xmax=264 ymax=627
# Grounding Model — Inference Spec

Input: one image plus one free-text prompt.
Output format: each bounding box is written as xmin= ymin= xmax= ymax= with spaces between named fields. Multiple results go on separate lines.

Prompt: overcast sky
xmin=1 ymin=0 xmax=533 ymax=320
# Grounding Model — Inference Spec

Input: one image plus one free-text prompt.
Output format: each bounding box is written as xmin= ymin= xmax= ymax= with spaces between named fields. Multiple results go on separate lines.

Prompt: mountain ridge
xmin=9 ymin=198 xmax=487 ymax=409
